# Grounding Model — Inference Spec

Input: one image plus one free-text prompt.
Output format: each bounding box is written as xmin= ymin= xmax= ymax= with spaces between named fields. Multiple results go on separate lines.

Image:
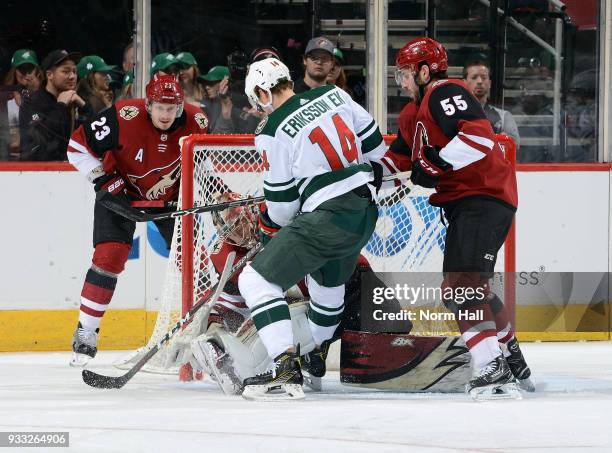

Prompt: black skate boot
xmin=466 ymin=355 xmax=521 ymax=401
xmin=70 ymin=322 xmax=99 ymax=367
xmin=505 ymin=338 xmax=535 ymax=392
xmin=299 ymin=341 xmax=330 ymax=391
xmin=301 ymin=341 xmax=330 ymax=378
xmin=242 ymin=351 xmax=304 ymax=401
xmin=191 ymin=337 xmax=243 ymax=395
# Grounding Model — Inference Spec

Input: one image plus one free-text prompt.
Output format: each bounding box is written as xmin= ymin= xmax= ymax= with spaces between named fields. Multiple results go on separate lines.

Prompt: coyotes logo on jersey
xmin=127 ymin=158 xmax=181 ymax=200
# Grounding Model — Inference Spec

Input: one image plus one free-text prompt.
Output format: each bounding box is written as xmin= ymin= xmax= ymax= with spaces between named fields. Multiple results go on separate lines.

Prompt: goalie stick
xmin=82 ymin=244 xmax=261 ymax=389
xmin=98 ymin=171 xmax=413 ymax=223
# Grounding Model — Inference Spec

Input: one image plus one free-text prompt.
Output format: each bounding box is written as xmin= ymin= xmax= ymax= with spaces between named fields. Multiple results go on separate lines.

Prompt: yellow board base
xmin=0 ymin=304 xmax=609 ymax=352
xmin=0 ymin=309 xmax=158 ymax=352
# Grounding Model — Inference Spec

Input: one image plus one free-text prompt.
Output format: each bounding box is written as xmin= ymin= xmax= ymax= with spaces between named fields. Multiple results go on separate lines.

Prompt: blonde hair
xmin=181 ymin=66 xmax=205 ymax=103
xmin=3 ymin=66 xmax=44 ymax=87
xmin=77 ymin=72 xmax=114 ymax=109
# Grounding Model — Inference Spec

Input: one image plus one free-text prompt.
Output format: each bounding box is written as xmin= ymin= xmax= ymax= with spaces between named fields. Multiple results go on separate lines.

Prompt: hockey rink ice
xmin=0 ymin=341 xmax=610 ymax=453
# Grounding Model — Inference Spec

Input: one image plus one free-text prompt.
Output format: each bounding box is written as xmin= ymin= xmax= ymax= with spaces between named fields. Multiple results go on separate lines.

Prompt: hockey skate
xmin=191 ymin=337 xmax=243 ymax=395
xmin=242 ymin=351 xmax=305 ymax=401
xmin=466 ymin=355 xmax=521 ymax=401
xmin=70 ymin=323 xmax=98 ymax=367
xmin=505 ymin=338 xmax=535 ymax=392
xmin=299 ymin=341 xmax=330 ymax=391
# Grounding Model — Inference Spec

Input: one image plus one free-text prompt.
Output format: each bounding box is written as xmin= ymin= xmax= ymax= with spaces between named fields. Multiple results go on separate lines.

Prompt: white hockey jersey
xmin=255 ymin=85 xmax=386 ymax=226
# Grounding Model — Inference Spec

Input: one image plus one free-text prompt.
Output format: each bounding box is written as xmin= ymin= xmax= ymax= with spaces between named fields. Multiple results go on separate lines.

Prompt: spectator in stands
xmin=198 ymin=66 xmax=233 ymax=133
xmin=250 ymin=46 xmax=282 ymax=63
xmin=176 ymin=51 xmax=205 ymax=105
xmin=327 ymin=47 xmax=351 ymax=95
xmin=565 ymin=69 xmax=597 ymax=161
xmin=118 ymin=70 xmax=133 ymax=100
xmin=2 ymin=49 xmax=44 ymax=160
xmin=198 ymin=65 xmax=259 ymax=133
xmin=293 ymin=36 xmax=335 ymax=93
xmin=463 ymin=60 xmax=520 ymax=148
xmin=76 ymin=55 xmax=116 ymax=123
xmin=122 ymin=41 xmax=135 ymax=73
xmin=150 ymin=53 xmax=180 ymax=78
xmin=19 ymin=49 xmax=84 ymax=161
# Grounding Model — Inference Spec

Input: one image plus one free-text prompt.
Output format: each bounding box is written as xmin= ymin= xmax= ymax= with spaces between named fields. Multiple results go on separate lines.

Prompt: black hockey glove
xmin=410 ymin=145 xmax=451 ymax=189
xmin=94 ymin=172 xmax=126 ymax=196
xmin=94 ymin=172 xmax=131 ymax=211
xmin=369 ymin=161 xmax=383 ymax=193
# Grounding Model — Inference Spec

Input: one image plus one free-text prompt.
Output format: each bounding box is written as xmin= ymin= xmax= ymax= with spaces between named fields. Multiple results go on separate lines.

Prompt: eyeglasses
xmin=307 ymin=54 xmax=333 ymax=64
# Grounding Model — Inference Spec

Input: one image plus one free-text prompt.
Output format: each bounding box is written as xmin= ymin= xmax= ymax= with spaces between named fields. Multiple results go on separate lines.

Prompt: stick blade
xmin=82 ymin=369 xmax=128 ymax=389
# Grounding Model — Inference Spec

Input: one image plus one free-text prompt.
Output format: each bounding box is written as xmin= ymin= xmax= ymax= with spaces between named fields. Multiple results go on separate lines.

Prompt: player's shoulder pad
xmin=183 ymin=103 xmax=209 ymax=131
xmin=84 ymin=103 xmax=121 ymax=156
xmin=115 ymin=99 xmax=145 ymax=122
xmin=427 ymin=79 xmax=486 ymax=121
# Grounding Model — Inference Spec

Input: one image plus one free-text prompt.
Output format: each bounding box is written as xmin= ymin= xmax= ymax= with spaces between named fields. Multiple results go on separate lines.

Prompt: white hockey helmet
xmin=245 ymin=58 xmax=292 ymax=111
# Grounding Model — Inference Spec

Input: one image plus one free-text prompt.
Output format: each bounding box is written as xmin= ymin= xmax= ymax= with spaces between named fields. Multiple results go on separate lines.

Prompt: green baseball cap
xmin=151 ymin=52 xmax=179 ymax=75
xmin=175 ymin=51 xmax=198 ymax=67
xmin=11 ymin=49 xmax=39 ymax=68
xmin=198 ymin=65 xmax=230 ymax=82
xmin=77 ymin=55 xmax=117 ymax=78
xmin=123 ymin=69 xmax=134 ymax=86
xmin=333 ymin=48 xmax=344 ymax=63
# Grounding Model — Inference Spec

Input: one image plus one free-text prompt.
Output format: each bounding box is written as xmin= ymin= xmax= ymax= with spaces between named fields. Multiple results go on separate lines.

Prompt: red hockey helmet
xmin=395 ymin=37 xmax=448 ymax=74
xmin=145 ymin=74 xmax=184 ymax=117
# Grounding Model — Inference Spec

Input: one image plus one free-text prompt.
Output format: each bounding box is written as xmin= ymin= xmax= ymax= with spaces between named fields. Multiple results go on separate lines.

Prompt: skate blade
xmin=517 ymin=377 xmax=535 ymax=393
xmin=69 ymin=352 xmax=91 ymax=368
xmin=303 ymin=373 xmax=322 ymax=392
xmin=468 ymin=382 xmax=522 ymax=401
xmin=193 ymin=340 xmax=242 ymax=395
xmin=242 ymin=383 xmax=305 ymax=401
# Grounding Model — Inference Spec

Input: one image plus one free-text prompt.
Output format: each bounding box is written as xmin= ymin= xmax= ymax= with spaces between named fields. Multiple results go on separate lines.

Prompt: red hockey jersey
xmin=413 ymin=79 xmax=517 ymax=208
xmin=67 ymin=99 xmax=208 ymax=201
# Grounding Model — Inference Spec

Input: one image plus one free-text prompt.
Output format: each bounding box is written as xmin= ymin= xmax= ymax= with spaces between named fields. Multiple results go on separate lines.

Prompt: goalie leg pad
xmin=340 ymin=330 xmax=472 ymax=392
xmin=191 ymin=302 xmax=316 ymax=394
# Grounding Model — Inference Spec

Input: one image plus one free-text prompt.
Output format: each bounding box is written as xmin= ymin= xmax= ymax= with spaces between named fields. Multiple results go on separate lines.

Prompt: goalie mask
xmin=211 ymin=192 xmax=258 ymax=248
xmin=145 ymin=73 xmax=185 ymax=118
xmin=244 ymin=58 xmax=291 ymax=112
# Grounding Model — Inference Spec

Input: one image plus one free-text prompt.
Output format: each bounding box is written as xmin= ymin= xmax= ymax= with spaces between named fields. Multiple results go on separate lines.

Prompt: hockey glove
xmin=410 ymin=145 xmax=451 ymax=189
xmin=258 ymin=205 xmax=282 ymax=246
xmin=93 ymin=172 xmax=131 ymax=213
xmin=94 ymin=173 xmax=126 ymax=196
xmin=369 ymin=161 xmax=383 ymax=193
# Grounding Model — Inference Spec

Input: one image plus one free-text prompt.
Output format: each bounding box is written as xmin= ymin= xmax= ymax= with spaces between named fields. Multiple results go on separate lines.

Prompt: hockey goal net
xmin=124 ymin=133 xmax=516 ymax=377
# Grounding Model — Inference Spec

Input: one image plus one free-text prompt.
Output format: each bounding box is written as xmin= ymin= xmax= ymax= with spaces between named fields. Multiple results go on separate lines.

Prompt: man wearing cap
xmin=293 ymin=36 xmax=335 ymax=94
xmin=198 ymin=65 xmax=258 ymax=133
xmin=19 ymin=49 xmax=84 ymax=161
xmin=150 ymin=53 xmax=180 ymax=78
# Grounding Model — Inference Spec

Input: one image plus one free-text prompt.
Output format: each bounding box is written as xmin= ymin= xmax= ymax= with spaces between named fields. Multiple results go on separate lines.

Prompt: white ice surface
xmin=1 ymin=342 xmax=611 ymax=453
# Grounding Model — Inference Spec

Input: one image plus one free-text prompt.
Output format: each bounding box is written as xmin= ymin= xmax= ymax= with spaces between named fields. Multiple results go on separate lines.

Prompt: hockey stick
xmin=97 ymin=190 xmax=265 ymax=223
xmin=99 ymin=171 xmax=413 ymax=223
xmin=82 ymin=244 xmax=261 ymax=389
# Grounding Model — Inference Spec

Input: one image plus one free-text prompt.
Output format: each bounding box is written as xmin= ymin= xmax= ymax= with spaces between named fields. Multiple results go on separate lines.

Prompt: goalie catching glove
xmin=258 ymin=204 xmax=281 ymax=246
xmin=410 ymin=145 xmax=451 ymax=189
